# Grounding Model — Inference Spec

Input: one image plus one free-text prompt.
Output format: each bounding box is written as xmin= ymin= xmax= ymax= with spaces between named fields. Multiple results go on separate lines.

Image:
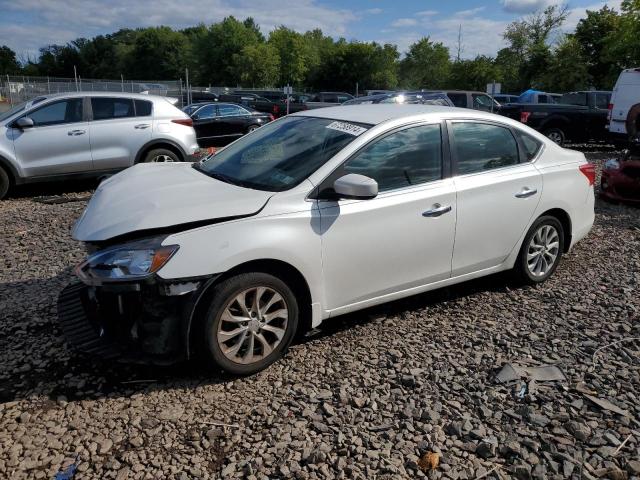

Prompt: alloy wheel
xmin=546 ymin=131 xmax=563 ymax=145
xmin=526 ymin=224 xmax=560 ymax=277
xmin=150 ymin=154 xmax=175 ymax=162
xmin=216 ymin=286 xmax=288 ymax=365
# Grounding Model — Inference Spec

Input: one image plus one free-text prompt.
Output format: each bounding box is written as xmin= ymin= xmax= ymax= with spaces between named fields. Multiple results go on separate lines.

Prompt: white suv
xmin=0 ymin=92 xmax=199 ymax=199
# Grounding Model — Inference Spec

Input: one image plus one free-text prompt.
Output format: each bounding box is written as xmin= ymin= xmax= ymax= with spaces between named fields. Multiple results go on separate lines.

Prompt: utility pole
xmin=73 ymin=66 xmax=78 ymax=91
xmin=455 ymin=25 xmax=464 ymax=62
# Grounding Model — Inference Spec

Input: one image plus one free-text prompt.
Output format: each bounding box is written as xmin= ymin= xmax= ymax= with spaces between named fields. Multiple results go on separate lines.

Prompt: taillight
xmin=272 ymin=105 xmax=279 ymax=115
xmin=607 ymin=103 xmax=613 ymax=122
xmin=520 ymin=111 xmax=531 ymax=123
xmin=579 ymin=163 xmax=596 ymax=186
xmin=172 ymin=118 xmax=193 ymax=127
xmin=268 ymin=114 xmax=275 ymax=121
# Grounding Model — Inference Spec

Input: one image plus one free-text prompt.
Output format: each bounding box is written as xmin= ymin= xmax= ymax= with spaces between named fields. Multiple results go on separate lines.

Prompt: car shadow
xmin=0 ymin=268 xmax=520 ymax=405
xmin=7 ymin=179 xmax=99 ymax=199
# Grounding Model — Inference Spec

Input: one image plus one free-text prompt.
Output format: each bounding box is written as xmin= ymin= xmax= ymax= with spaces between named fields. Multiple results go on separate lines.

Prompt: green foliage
xmin=399 ymin=38 xmax=450 ymax=89
xmin=0 ymin=46 xmax=21 ymax=74
xmin=2 ymin=4 xmax=638 ymax=94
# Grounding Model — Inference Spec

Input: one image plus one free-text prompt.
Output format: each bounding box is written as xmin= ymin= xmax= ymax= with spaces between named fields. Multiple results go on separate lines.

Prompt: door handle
xmin=67 ymin=129 xmax=86 ymax=136
xmin=422 ymin=204 xmax=452 ymax=217
xmin=134 ymin=124 xmax=150 ymax=129
xmin=515 ymin=187 xmax=537 ymax=198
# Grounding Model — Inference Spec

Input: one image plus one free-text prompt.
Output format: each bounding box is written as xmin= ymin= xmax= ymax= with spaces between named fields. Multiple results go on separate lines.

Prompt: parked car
xmin=601 ymin=139 xmax=640 ymax=204
xmin=0 ymin=92 xmax=198 ymax=199
xmin=188 ymin=102 xmax=273 ymax=147
xmin=499 ymin=91 xmax=612 ymax=145
xmin=343 ymin=91 xmax=454 ymax=107
xmin=421 ymin=90 xmax=501 ymax=111
xmin=608 ymin=68 xmax=640 ymax=145
xmin=234 ymin=90 xmax=309 ymax=117
xmin=493 ymin=94 xmax=519 ymax=105
xmin=304 ymin=92 xmax=354 ymax=103
xmin=517 ymin=90 xmax=561 ymax=104
xmin=60 ymin=104 xmax=595 ymax=374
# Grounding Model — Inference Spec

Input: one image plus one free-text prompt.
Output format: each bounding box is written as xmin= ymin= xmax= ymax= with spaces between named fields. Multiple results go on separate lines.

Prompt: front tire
xmin=514 ymin=216 xmax=564 ymax=284
xmin=142 ymin=148 xmax=180 ymax=163
xmin=0 ymin=167 xmax=9 ymax=200
xmin=246 ymin=125 xmax=260 ymax=133
xmin=200 ymin=272 xmax=298 ymax=375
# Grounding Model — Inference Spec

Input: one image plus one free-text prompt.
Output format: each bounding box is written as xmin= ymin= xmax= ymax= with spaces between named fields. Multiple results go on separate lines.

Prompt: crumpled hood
xmin=73 ymin=163 xmax=272 ymax=242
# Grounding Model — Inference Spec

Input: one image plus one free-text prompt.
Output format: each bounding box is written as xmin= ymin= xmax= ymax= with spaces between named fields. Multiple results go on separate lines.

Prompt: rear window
xmin=91 ymin=97 xmax=134 ymax=120
xmin=448 ymin=93 xmax=467 ymax=108
xmin=135 ymin=100 xmax=152 ymax=116
xmin=515 ymin=129 xmax=543 ymax=161
xmin=560 ymin=93 xmax=587 ymax=106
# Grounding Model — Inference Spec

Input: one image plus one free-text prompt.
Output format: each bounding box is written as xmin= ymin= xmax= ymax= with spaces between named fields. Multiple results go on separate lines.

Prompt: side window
xmin=194 ymin=105 xmax=216 ymax=119
xmin=91 ymin=98 xmax=134 ymax=120
xmin=472 ymin=94 xmax=494 ymax=111
xmin=337 ymin=95 xmax=352 ymax=103
xmin=452 ymin=122 xmax=519 ymax=175
xmin=324 ymin=94 xmax=339 ymax=103
xmin=27 ymin=99 xmax=83 ymax=126
xmin=134 ymin=100 xmax=152 ymax=117
xmin=538 ymin=95 xmax=549 ymax=103
xmin=218 ymin=104 xmax=245 ymax=117
xmin=448 ymin=93 xmax=467 ymax=108
xmin=514 ymin=129 xmax=543 ymax=161
xmin=343 ymin=124 xmax=442 ymax=192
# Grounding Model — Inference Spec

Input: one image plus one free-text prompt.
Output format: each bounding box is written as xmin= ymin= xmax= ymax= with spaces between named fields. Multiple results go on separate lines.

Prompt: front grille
xmin=57 ymin=282 xmax=121 ymax=359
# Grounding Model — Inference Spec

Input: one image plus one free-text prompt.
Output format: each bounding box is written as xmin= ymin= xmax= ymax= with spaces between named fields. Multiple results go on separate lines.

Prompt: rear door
xmin=448 ymin=120 xmax=543 ymax=276
xmin=88 ymin=97 xmax=152 ymax=170
xmin=191 ymin=104 xmax=219 ymax=145
xmin=10 ymin=97 xmax=92 ymax=176
xmin=216 ymin=104 xmax=251 ymax=139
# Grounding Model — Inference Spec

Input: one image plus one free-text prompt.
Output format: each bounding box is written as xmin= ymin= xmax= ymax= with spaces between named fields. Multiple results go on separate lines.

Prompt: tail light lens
xmin=172 ymin=118 xmax=193 ymax=127
xmin=520 ymin=111 xmax=531 ymax=123
xmin=607 ymin=103 xmax=613 ymax=122
xmin=579 ymin=163 xmax=596 ymax=186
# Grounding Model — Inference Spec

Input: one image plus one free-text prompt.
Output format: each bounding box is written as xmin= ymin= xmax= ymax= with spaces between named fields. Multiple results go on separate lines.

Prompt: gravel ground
xmin=1 ymin=150 xmax=639 ymax=480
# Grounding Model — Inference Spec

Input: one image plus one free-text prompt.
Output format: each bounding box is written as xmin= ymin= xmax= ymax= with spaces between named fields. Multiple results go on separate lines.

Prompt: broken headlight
xmin=75 ymin=237 xmax=179 ymax=285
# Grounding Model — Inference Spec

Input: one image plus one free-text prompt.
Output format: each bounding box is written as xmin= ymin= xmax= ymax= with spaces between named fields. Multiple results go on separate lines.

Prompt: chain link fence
xmin=0 ymin=75 xmax=184 ymax=107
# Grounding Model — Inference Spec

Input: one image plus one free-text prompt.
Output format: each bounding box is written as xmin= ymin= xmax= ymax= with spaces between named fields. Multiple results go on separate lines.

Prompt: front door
xmin=319 ymin=123 xmax=456 ymax=311
xmin=448 ymin=120 xmax=543 ymax=276
xmin=11 ymin=97 xmax=92 ymax=176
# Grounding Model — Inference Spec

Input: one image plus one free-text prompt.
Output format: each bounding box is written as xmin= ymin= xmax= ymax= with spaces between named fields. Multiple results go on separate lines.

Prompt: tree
xmin=541 ymin=36 xmax=590 ymax=91
xmin=196 ymin=17 xmax=262 ymax=85
xmin=232 ymin=43 xmax=280 ymax=87
xmin=574 ymin=6 xmax=621 ymax=89
xmin=0 ymin=46 xmax=20 ymax=74
xmin=449 ymin=56 xmax=501 ymax=91
xmin=399 ymin=38 xmax=450 ymax=89
xmin=604 ymin=0 xmax=640 ymax=72
xmin=268 ymin=27 xmax=310 ymax=87
xmin=125 ymin=27 xmax=189 ymax=80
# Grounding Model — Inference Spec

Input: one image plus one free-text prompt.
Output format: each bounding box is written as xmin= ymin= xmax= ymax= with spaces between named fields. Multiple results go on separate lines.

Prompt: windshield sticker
xmin=325 ymin=121 xmax=367 ymax=136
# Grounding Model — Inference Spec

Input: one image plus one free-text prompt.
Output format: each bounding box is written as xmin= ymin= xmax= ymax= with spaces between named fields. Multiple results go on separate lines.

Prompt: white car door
xmin=88 ymin=97 xmax=152 ymax=170
xmin=317 ymin=123 xmax=456 ymax=312
xmin=10 ymin=97 xmax=92 ymax=176
xmin=448 ymin=120 xmax=543 ymax=276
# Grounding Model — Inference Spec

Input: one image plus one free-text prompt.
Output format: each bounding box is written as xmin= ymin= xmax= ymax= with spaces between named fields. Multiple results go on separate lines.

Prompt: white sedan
xmin=60 ymin=105 xmax=595 ymax=374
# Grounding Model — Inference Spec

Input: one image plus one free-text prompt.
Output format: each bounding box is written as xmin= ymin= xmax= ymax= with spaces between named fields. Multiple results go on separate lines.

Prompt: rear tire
xmin=246 ymin=125 xmax=260 ymax=133
xmin=514 ymin=216 xmax=564 ymax=284
xmin=543 ymin=128 xmax=565 ymax=146
xmin=199 ymin=272 xmax=298 ymax=375
xmin=142 ymin=148 xmax=180 ymax=163
xmin=0 ymin=167 xmax=10 ymax=200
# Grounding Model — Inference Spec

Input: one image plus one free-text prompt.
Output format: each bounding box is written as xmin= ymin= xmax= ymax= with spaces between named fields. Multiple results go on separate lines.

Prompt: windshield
xmin=195 ymin=116 xmax=371 ymax=191
xmin=0 ymin=97 xmax=47 ymax=123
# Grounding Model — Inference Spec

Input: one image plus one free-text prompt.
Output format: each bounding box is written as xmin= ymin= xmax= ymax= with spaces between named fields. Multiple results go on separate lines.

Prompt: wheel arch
xmin=538 ymin=207 xmax=572 ymax=252
xmin=135 ymin=139 xmax=187 ymax=163
xmin=186 ymin=258 xmax=313 ymax=358
xmin=0 ymin=154 xmax=21 ymax=186
xmin=626 ymin=103 xmax=640 ymax=136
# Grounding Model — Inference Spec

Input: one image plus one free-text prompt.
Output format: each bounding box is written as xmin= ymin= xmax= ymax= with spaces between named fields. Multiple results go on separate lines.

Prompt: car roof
xmin=29 ymin=91 xmax=168 ymax=101
xmin=292 ymin=104 xmax=490 ymax=125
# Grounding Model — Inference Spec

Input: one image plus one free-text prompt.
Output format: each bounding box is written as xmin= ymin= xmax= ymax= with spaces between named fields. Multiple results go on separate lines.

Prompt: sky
xmin=0 ymin=0 xmax=623 ymax=61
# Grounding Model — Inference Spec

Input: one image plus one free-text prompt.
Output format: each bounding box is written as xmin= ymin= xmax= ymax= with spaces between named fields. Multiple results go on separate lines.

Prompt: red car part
xmin=601 ymin=157 xmax=640 ymax=204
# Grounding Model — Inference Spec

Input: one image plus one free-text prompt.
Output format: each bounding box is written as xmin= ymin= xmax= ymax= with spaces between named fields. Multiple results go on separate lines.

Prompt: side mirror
xmin=15 ymin=117 xmax=34 ymax=129
xmin=333 ymin=173 xmax=378 ymax=199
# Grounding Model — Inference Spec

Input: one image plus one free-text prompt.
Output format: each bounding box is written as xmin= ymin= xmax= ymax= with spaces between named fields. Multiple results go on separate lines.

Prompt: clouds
xmin=0 ymin=0 xmax=357 ymax=56
xmin=501 ymin=0 xmax=559 ymax=14
xmin=390 ymin=18 xmax=419 ymax=27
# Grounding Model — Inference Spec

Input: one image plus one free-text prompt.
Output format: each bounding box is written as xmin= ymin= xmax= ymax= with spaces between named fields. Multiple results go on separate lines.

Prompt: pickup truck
xmin=499 ymin=91 xmax=612 ymax=146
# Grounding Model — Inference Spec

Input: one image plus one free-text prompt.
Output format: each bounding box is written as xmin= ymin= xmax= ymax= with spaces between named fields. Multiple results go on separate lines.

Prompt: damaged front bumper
xmin=57 ymin=277 xmax=214 ymax=364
